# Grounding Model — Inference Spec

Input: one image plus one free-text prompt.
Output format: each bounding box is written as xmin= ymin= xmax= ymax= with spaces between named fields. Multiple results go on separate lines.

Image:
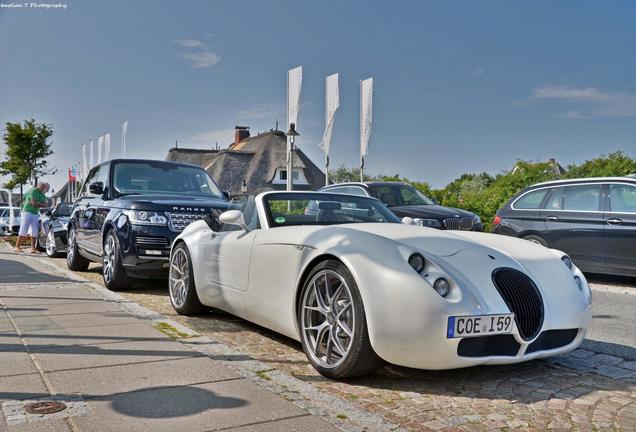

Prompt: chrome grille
xmin=135 ymin=236 xmax=169 ymax=249
xmin=444 ymin=217 xmax=474 ymax=230
xmin=492 ymin=268 xmax=544 ymax=341
xmin=167 ymin=212 xmax=207 ymax=232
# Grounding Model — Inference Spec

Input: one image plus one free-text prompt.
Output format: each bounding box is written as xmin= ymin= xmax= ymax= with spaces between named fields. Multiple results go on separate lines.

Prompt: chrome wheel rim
xmin=103 ymin=236 xmax=115 ymax=284
xmin=301 ymin=269 xmax=355 ymax=369
xmin=169 ymin=248 xmax=189 ymax=308
xmin=46 ymin=230 xmax=56 ymax=256
xmin=67 ymin=229 xmax=75 ymax=263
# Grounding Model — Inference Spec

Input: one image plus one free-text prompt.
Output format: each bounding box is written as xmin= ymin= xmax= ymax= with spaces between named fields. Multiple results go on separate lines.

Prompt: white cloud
xmin=531 ymin=85 xmax=636 ymax=118
xmin=185 ymin=129 xmax=235 ymax=147
xmin=179 ymin=50 xmax=221 ymax=69
xmin=174 ymin=39 xmax=207 ymax=48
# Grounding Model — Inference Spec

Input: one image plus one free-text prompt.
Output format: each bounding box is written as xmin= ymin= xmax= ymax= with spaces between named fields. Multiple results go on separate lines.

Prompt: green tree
xmin=328 ymin=165 xmax=374 ymax=183
xmin=565 ymin=151 xmax=636 ymax=178
xmin=0 ymin=119 xmax=54 ymax=191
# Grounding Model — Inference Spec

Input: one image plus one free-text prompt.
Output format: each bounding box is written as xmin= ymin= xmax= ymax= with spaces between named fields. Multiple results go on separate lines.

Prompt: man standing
xmin=15 ymin=182 xmax=48 ymax=254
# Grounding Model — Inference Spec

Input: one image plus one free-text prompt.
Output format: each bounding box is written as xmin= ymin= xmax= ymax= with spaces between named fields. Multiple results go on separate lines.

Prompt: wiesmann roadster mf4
xmin=168 ymin=192 xmax=592 ymax=379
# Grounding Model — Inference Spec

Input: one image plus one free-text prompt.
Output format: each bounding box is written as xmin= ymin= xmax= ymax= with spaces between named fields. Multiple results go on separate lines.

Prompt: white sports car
xmin=169 ymin=191 xmax=592 ymax=379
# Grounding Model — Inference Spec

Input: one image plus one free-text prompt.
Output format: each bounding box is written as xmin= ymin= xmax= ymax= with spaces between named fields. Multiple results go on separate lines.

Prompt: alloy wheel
xmin=46 ymin=230 xmax=56 ymax=256
xmin=169 ymin=248 xmax=189 ymax=308
xmin=103 ymin=235 xmax=115 ymax=284
xmin=67 ymin=229 xmax=75 ymax=263
xmin=301 ymin=269 xmax=355 ymax=369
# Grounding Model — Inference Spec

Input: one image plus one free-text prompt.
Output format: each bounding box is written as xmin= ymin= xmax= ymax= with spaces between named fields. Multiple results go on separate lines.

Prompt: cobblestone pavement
xmin=44 ymin=259 xmax=636 ymax=431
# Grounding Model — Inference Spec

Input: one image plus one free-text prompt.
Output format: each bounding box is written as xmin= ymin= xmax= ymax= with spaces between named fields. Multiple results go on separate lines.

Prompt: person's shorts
xmin=19 ymin=211 xmax=40 ymax=237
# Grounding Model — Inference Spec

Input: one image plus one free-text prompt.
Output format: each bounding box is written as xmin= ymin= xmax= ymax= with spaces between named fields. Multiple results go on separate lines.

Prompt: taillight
xmin=493 ymin=215 xmax=502 ymax=226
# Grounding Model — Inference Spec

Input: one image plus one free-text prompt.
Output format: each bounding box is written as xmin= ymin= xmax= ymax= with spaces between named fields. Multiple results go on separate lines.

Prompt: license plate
xmin=447 ymin=313 xmax=514 ymax=338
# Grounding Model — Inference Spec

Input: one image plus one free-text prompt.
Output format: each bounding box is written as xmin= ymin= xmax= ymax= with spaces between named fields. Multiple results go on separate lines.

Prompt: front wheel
xmin=45 ymin=229 xmax=60 ymax=258
xmin=523 ymin=234 xmax=549 ymax=247
xmin=102 ymin=230 xmax=132 ymax=291
xmin=66 ymin=227 xmax=90 ymax=271
xmin=169 ymin=243 xmax=206 ymax=315
xmin=36 ymin=224 xmax=46 ymax=253
xmin=299 ymin=260 xmax=383 ymax=379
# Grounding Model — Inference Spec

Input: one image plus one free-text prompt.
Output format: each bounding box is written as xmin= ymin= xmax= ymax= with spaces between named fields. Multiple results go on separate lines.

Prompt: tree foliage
xmin=0 ymin=119 xmax=54 ymax=190
xmin=329 ymin=152 xmax=636 ymax=231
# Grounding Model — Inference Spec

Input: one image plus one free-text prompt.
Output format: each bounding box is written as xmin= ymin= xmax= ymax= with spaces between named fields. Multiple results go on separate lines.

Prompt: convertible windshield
xmin=264 ymin=193 xmax=401 ymax=227
xmin=55 ymin=204 xmax=73 ymax=217
xmin=113 ymin=162 xmax=223 ymax=198
xmin=368 ymin=184 xmax=436 ymax=207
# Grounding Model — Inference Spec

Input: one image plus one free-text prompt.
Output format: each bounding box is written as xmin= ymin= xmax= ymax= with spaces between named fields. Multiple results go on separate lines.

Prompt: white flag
xmin=287 ymin=66 xmax=303 ymax=135
xmin=104 ymin=133 xmax=111 ymax=161
xmin=121 ymin=121 xmax=128 ymax=158
xmin=97 ymin=135 xmax=104 ymax=164
xmin=319 ymin=73 xmax=339 ymax=156
xmin=82 ymin=144 xmax=87 ymax=180
xmin=360 ymin=77 xmax=373 ymax=162
xmin=89 ymin=140 xmax=94 ymax=168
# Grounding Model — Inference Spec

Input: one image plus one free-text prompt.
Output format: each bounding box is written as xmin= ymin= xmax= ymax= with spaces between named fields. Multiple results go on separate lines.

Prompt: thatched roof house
xmin=166 ymin=126 xmax=326 ymax=196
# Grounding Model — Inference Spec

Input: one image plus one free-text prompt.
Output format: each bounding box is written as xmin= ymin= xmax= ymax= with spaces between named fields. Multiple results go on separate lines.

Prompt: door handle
xmin=546 ymin=215 xmax=559 ymax=222
xmin=606 ymin=218 xmax=623 ymax=225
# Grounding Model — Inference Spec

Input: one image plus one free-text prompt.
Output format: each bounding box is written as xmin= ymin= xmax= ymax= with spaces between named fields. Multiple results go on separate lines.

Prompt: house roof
xmin=165 ymin=130 xmax=326 ymax=196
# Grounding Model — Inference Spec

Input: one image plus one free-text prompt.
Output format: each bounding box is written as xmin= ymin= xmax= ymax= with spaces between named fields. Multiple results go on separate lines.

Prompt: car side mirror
xmin=219 ymin=210 xmax=250 ymax=232
xmin=222 ymin=190 xmax=231 ymax=200
xmin=89 ymin=182 xmax=104 ymax=195
xmin=402 ymin=217 xmax=415 ymax=225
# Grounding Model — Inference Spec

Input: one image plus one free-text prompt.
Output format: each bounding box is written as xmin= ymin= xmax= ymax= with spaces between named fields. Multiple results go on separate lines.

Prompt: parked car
xmin=0 ymin=207 xmax=21 ymax=235
xmin=317 ymin=182 xmax=483 ymax=231
xmin=493 ymin=176 xmax=636 ymax=277
xmin=66 ymin=159 xmax=230 ymax=291
xmin=168 ymin=191 xmax=591 ymax=379
xmin=36 ymin=202 xmax=73 ymax=257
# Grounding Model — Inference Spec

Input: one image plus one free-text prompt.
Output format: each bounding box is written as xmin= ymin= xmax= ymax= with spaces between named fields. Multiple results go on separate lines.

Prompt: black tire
xmin=36 ymin=224 xmax=46 ymax=253
xmin=45 ymin=229 xmax=61 ymax=258
xmin=66 ymin=226 xmax=90 ymax=271
xmin=298 ymin=260 xmax=383 ymax=379
xmin=523 ymin=234 xmax=549 ymax=247
xmin=102 ymin=230 xmax=133 ymax=291
xmin=168 ymin=242 xmax=206 ymax=315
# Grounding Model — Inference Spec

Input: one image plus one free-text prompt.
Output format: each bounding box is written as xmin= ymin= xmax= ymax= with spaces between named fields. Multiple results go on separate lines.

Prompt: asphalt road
xmin=585 ymin=275 xmax=636 ymax=360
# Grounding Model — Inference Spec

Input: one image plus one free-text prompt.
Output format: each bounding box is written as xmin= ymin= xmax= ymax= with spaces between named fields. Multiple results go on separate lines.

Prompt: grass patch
xmin=255 ymin=368 xmax=276 ymax=381
xmin=1 ymin=236 xmax=17 ymax=247
xmin=153 ymin=321 xmax=196 ymax=339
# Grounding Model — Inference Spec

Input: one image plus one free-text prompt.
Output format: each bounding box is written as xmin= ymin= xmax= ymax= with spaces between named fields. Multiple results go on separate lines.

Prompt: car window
xmin=609 ymin=184 xmax=636 ymax=213
xmin=81 ymin=167 xmax=99 ymax=196
xmin=545 ymin=188 xmax=563 ymax=210
xmin=562 ymin=185 xmax=602 ymax=211
xmin=514 ymin=189 xmax=549 ymax=209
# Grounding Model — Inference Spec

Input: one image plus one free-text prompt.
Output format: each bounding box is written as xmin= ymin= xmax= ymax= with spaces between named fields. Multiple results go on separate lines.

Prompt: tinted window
xmin=609 ymin=184 xmax=636 ymax=213
xmin=562 ymin=185 xmax=601 ymax=211
xmin=55 ymin=203 xmax=73 ymax=217
xmin=545 ymin=188 xmax=564 ymax=210
xmin=368 ymin=184 xmax=435 ymax=206
xmin=514 ymin=189 xmax=549 ymax=209
xmin=81 ymin=167 xmax=99 ymax=196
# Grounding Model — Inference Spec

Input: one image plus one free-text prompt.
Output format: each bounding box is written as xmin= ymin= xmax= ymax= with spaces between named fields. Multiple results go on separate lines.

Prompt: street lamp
xmin=286 ymin=123 xmax=300 ymax=191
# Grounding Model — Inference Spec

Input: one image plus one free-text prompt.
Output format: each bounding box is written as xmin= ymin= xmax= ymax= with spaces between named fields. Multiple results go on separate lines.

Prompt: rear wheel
xmin=523 ymin=234 xmax=549 ymax=247
xmin=169 ymin=243 xmax=206 ymax=315
xmin=36 ymin=224 xmax=46 ymax=252
xmin=45 ymin=230 xmax=60 ymax=258
xmin=299 ymin=260 xmax=383 ymax=379
xmin=102 ymin=230 xmax=132 ymax=291
xmin=66 ymin=227 xmax=89 ymax=271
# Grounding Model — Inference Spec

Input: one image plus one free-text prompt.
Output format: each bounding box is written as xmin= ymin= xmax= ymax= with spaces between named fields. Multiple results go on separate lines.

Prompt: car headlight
xmin=408 ymin=253 xmax=425 ymax=273
xmin=473 ymin=214 xmax=481 ymax=224
xmin=561 ymin=255 xmax=573 ymax=270
xmin=413 ymin=218 xmax=442 ymax=228
xmin=123 ymin=210 xmax=168 ymax=226
xmin=433 ymin=278 xmax=451 ymax=297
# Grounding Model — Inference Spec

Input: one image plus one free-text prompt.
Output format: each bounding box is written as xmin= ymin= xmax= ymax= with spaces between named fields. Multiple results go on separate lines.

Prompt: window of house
xmin=279 ymin=170 xmax=287 ymax=181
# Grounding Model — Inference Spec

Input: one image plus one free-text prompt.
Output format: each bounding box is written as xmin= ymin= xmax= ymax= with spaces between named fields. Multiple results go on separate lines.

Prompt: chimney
xmin=234 ymin=126 xmax=250 ymax=147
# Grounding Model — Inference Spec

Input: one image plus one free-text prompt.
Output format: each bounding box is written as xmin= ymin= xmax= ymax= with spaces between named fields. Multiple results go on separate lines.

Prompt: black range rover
xmin=67 ymin=159 xmax=229 ymax=290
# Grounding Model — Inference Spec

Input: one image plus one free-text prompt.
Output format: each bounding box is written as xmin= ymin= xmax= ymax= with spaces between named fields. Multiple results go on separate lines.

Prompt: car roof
xmin=322 ymin=181 xmax=409 ymax=189
xmin=530 ymin=176 xmax=636 ymax=188
xmin=95 ymin=159 xmax=204 ymax=170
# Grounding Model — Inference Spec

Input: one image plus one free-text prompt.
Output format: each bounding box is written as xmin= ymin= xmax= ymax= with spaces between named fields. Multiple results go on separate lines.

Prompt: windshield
xmin=263 ymin=192 xmax=401 ymax=227
xmin=1 ymin=208 xmax=21 ymax=218
xmin=113 ymin=162 xmax=223 ymax=199
xmin=368 ymin=184 xmax=436 ymax=207
xmin=55 ymin=203 xmax=73 ymax=217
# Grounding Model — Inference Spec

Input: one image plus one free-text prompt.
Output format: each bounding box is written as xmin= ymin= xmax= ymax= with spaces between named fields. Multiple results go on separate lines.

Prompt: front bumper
xmin=117 ymin=224 xmax=178 ymax=278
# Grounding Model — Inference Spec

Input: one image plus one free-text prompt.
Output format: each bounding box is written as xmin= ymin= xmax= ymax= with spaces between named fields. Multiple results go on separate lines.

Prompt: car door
xmin=74 ymin=167 xmax=99 ymax=250
xmin=542 ymin=184 xmax=605 ymax=267
xmin=603 ymin=182 xmax=636 ymax=272
xmin=83 ymin=164 xmax=110 ymax=255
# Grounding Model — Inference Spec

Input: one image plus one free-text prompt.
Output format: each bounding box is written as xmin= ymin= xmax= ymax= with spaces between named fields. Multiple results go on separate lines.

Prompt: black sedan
xmin=492 ymin=176 xmax=636 ymax=277
xmin=37 ymin=202 xmax=73 ymax=257
xmin=318 ymin=182 xmax=483 ymax=231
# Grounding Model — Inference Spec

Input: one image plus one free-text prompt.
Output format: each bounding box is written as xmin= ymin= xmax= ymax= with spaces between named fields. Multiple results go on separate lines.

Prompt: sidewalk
xmin=0 ymin=251 xmax=337 ymax=432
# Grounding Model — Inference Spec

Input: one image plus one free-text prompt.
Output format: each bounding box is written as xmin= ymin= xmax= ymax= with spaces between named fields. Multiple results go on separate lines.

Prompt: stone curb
xmin=2 ymin=243 xmax=406 ymax=432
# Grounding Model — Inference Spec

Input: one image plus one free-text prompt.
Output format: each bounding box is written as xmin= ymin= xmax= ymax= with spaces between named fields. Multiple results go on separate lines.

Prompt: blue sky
xmin=2 ymin=0 xmax=636 ymax=192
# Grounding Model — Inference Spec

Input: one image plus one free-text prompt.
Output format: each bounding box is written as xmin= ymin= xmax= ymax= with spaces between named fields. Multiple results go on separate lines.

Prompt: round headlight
xmin=433 ymin=278 xmax=451 ymax=297
xmin=408 ymin=253 xmax=425 ymax=273
xmin=138 ymin=211 xmax=149 ymax=221
xmin=561 ymin=255 xmax=573 ymax=270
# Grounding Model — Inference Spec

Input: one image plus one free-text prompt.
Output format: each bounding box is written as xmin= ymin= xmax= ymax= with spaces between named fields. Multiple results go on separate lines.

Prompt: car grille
xmin=443 ymin=217 xmax=474 ymax=230
xmin=457 ymin=334 xmax=520 ymax=357
xmin=525 ymin=329 xmax=579 ymax=354
xmin=167 ymin=212 xmax=207 ymax=232
xmin=135 ymin=236 xmax=169 ymax=249
xmin=492 ymin=268 xmax=544 ymax=341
